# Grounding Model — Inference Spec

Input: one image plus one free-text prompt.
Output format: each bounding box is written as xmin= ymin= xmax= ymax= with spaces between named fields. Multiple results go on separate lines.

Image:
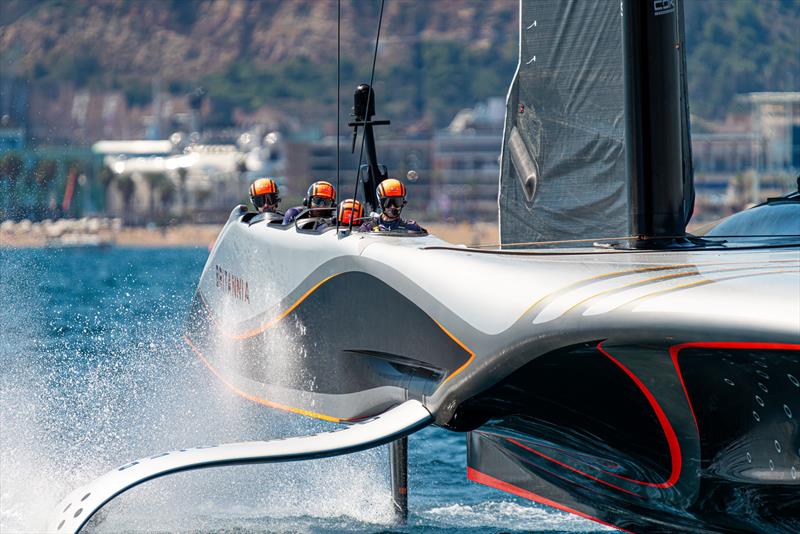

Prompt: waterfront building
xmin=690 ymin=92 xmax=800 ymax=221
xmin=431 ymin=98 xmax=504 ymax=221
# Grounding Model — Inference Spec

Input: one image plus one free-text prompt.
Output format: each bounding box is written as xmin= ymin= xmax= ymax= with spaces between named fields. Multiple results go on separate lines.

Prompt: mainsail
xmin=499 ymin=0 xmax=695 ymax=245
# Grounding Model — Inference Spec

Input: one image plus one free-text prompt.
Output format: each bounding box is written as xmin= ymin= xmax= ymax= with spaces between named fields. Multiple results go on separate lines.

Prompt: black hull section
xmin=185 ymin=271 xmax=472 ymax=421
xmin=466 ymin=343 xmax=800 ymax=533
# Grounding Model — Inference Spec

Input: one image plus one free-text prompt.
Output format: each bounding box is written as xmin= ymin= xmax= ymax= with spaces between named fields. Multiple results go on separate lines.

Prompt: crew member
xmin=337 ymin=198 xmax=365 ymax=228
xmin=359 ymin=178 xmax=425 ymax=233
xmin=248 ymin=178 xmax=281 ymax=217
xmin=283 ymin=180 xmax=337 ymax=225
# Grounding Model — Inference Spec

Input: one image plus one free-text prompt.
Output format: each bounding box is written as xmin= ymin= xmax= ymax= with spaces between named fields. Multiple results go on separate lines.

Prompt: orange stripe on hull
xmin=229 ymin=274 xmax=340 ymax=340
xmin=183 ymin=334 xmax=342 ymax=423
xmin=433 ymin=319 xmax=476 ymax=383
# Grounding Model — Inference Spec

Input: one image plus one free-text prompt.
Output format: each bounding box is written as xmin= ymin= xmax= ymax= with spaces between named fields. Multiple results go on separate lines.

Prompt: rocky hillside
xmin=1 ymin=0 xmax=516 ymax=79
xmin=1 ymin=0 xmax=797 ymax=127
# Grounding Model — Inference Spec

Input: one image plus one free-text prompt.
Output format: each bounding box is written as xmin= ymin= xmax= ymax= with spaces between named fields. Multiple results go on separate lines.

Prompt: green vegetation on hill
xmin=684 ymin=0 xmax=799 ymax=118
xmin=1 ymin=0 xmax=797 ymax=127
xmin=199 ymin=41 xmax=517 ymax=128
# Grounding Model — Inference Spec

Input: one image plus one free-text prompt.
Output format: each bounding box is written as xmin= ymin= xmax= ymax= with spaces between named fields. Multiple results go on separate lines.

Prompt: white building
xmin=432 ymin=98 xmax=504 ymax=220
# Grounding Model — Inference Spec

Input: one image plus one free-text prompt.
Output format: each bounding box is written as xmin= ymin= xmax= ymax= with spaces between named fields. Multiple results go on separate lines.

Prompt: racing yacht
xmin=50 ymin=1 xmax=799 ymax=532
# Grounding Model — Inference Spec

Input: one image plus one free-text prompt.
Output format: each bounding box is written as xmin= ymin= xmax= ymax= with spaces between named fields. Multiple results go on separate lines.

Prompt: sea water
xmin=0 ymin=247 xmax=607 ymax=533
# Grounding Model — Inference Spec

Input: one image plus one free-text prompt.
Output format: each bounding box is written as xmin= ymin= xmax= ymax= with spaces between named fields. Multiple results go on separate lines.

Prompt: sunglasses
xmin=253 ymin=193 xmax=279 ymax=208
xmin=382 ymin=197 xmax=406 ymax=209
xmin=310 ymin=197 xmax=335 ymax=208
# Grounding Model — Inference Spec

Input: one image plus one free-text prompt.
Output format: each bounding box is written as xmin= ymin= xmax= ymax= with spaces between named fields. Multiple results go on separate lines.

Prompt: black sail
xmin=499 ymin=0 xmax=695 ymax=246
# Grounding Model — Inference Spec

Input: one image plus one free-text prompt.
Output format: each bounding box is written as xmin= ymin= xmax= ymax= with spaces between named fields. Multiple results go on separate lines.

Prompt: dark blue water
xmin=0 ymin=247 xmax=606 ymax=533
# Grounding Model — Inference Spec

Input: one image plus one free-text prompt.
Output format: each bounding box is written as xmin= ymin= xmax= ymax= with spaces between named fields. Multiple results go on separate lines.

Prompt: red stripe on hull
xmin=467 ymin=466 xmax=631 ymax=532
xmin=505 ymin=438 xmax=641 ymax=497
xmin=596 ymin=342 xmax=682 ymax=488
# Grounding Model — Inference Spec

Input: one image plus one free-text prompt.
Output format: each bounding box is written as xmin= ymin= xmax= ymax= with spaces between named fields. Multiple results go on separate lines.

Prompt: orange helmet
xmin=376 ymin=178 xmax=406 ymax=199
xmin=338 ymin=198 xmax=364 ymax=226
xmin=249 ymin=178 xmax=280 ymax=210
xmin=304 ymin=180 xmax=336 ymax=208
xmin=376 ymin=178 xmax=407 ymax=211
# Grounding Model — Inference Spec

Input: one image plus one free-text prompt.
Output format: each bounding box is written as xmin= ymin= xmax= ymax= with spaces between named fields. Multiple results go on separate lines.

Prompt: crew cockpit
xmin=241 ymin=83 xmax=427 ymax=237
xmin=242 ymin=176 xmax=426 ymax=237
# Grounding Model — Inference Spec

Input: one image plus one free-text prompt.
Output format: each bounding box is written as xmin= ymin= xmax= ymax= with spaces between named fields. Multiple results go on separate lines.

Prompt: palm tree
xmin=0 ymin=153 xmax=24 ymax=219
xmin=34 ymin=159 xmax=58 ymax=189
xmin=142 ymin=172 xmax=168 ymax=222
xmin=157 ymin=178 xmax=176 ymax=219
xmin=98 ymin=165 xmax=116 ymax=214
xmin=0 ymin=153 xmax=23 ymax=186
xmin=176 ymin=167 xmax=189 ymax=218
xmin=33 ymin=159 xmax=58 ymax=219
xmin=116 ymin=175 xmax=135 ymax=224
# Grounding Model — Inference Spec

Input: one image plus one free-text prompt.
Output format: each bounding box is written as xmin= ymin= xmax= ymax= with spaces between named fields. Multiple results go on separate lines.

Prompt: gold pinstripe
xmin=618 ymin=268 xmax=800 ymax=309
xmin=559 ymin=264 xmax=790 ymax=318
xmin=519 ymin=258 xmax=800 ymax=322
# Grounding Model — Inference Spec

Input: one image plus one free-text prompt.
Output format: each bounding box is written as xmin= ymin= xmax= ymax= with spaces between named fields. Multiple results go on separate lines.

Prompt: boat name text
xmin=215 ymin=265 xmax=250 ymax=304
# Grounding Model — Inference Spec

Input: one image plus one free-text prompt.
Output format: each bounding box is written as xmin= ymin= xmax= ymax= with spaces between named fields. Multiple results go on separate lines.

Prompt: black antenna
xmin=347 ymin=0 xmax=387 ymax=232
xmin=350 ymin=84 xmax=390 ymax=214
xmin=335 ymin=0 xmax=341 ymax=233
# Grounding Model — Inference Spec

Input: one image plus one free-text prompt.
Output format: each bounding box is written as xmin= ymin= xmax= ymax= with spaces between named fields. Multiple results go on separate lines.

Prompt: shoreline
xmin=1 ymin=221 xmax=500 ymax=249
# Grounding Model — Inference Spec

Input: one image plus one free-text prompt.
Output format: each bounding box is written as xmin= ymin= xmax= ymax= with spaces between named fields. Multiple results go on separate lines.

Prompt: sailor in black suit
xmin=359 ymin=178 xmax=426 ymax=233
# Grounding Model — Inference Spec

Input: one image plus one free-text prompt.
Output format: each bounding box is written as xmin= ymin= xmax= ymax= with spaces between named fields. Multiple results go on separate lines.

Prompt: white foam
xmin=422 ymin=500 xmax=613 ymax=531
xmin=0 ymin=254 xmax=393 ymax=532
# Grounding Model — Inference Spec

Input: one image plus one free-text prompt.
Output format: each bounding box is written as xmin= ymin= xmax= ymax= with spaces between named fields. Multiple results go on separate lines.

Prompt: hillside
xmin=684 ymin=0 xmax=799 ymax=118
xmin=1 ymin=0 xmax=797 ymax=128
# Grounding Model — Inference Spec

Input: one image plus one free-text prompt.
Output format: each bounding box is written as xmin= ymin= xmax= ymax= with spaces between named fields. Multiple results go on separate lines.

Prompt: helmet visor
xmin=253 ymin=193 xmax=279 ymax=209
xmin=382 ymin=197 xmax=405 ymax=209
xmin=310 ymin=196 xmax=335 ymax=208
